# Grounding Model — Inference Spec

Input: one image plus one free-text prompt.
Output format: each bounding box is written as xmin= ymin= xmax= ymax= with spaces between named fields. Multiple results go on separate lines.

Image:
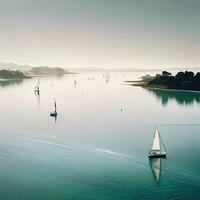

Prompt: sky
xmin=0 ymin=0 xmax=200 ymax=69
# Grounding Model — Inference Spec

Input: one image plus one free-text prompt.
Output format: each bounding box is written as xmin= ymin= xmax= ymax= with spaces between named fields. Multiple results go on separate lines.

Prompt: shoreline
xmin=127 ymin=81 xmax=200 ymax=94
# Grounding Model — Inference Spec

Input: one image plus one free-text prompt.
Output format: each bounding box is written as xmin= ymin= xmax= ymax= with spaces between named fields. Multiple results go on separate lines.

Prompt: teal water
xmin=0 ymin=72 xmax=199 ymax=199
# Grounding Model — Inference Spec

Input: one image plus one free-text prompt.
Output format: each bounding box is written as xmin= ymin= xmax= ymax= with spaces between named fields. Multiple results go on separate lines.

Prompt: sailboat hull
xmin=148 ymin=152 xmax=166 ymax=158
xmin=50 ymin=112 xmax=57 ymax=117
xmin=34 ymin=89 xmax=40 ymax=93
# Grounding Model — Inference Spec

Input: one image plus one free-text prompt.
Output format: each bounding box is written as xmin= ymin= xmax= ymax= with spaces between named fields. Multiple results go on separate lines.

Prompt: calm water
xmin=0 ymin=72 xmax=200 ymax=200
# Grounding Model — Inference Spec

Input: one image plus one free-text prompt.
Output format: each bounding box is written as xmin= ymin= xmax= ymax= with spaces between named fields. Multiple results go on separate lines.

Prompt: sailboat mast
xmin=54 ymin=99 xmax=57 ymax=112
xmin=35 ymin=79 xmax=40 ymax=90
xmin=159 ymin=134 xmax=167 ymax=152
xmin=157 ymin=128 xmax=161 ymax=151
xmin=37 ymin=79 xmax=40 ymax=90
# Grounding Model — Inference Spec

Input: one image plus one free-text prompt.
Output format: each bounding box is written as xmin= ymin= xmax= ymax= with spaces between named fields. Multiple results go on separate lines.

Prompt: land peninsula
xmin=130 ymin=71 xmax=200 ymax=92
xmin=0 ymin=70 xmax=30 ymax=79
xmin=0 ymin=66 xmax=72 ymax=79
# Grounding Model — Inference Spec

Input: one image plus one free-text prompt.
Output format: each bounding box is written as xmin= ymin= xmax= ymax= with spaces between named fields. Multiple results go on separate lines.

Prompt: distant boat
xmin=148 ymin=128 xmax=167 ymax=158
xmin=34 ymin=79 xmax=40 ymax=93
xmin=50 ymin=99 xmax=58 ymax=117
xmin=106 ymin=73 xmax=110 ymax=82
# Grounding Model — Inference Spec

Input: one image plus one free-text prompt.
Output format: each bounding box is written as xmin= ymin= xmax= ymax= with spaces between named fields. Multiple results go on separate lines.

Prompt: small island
xmin=131 ymin=71 xmax=200 ymax=92
xmin=29 ymin=66 xmax=67 ymax=76
xmin=0 ymin=66 xmax=74 ymax=80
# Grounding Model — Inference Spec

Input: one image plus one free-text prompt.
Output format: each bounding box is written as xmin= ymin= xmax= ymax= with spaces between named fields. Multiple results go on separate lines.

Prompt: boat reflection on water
xmin=34 ymin=78 xmax=40 ymax=107
xmin=52 ymin=114 xmax=57 ymax=123
xmin=34 ymin=90 xmax=40 ymax=107
xmin=149 ymin=158 xmax=161 ymax=185
xmin=34 ymin=90 xmax=40 ymax=96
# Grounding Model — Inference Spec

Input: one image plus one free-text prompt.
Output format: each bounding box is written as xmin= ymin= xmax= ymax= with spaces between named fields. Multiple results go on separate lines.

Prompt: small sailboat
xmin=34 ymin=79 xmax=40 ymax=93
xmin=50 ymin=99 xmax=58 ymax=117
xmin=148 ymin=128 xmax=167 ymax=158
xmin=106 ymin=73 xmax=110 ymax=83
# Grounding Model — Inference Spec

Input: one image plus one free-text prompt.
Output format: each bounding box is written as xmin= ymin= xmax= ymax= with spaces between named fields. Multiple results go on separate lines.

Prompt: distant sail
xmin=50 ymin=98 xmax=58 ymax=117
xmin=54 ymin=99 xmax=57 ymax=112
xmin=151 ymin=128 xmax=160 ymax=151
xmin=34 ymin=79 xmax=40 ymax=91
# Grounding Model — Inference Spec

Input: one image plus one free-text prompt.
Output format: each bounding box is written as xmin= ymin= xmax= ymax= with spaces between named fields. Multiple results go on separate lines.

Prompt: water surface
xmin=0 ymin=72 xmax=199 ymax=199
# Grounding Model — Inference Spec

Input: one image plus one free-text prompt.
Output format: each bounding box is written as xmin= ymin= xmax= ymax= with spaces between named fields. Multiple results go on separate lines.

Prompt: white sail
xmin=35 ymin=79 xmax=40 ymax=91
xmin=54 ymin=99 xmax=57 ymax=112
xmin=151 ymin=128 xmax=160 ymax=151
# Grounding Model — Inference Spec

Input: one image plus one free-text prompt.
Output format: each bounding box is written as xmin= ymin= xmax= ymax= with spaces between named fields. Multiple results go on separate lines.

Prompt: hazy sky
xmin=0 ymin=0 xmax=200 ymax=69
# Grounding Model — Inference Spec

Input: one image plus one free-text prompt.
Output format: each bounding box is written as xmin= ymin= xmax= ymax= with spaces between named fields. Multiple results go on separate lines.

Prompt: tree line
xmin=149 ymin=71 xmax=200 ymax=91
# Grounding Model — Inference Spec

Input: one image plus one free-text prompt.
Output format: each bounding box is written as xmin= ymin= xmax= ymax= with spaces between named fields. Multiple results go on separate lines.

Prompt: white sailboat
xmin=148 ymin=128 xmax=167 ymax=158
xmin=34 ymin=79 xmax=40 ymax=92
xmin=50 ymin=99 xmax=57 ymax=117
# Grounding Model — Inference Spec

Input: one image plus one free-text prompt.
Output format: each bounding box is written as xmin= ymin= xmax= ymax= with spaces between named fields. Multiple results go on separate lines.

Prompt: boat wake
xmin=20 ymin=137 xmax=76 ymax=150
xmin=94 ymin=148 xmax=130 ymax=158
xmin=19 ymin=135 xmax=145 ymax=166
xmin=20 ymin=136 xmax=130 ymax=157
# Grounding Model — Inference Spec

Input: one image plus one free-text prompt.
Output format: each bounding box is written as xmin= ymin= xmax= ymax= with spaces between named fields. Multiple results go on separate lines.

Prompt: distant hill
xmin=68 ymin=67 xmax=200 ymax=72
xmin=0 ymin=62 xmax=71 ymax=75
xmin=0 ymin=62 xmax=74 ymax=76
xmin=0 ymin=62 xmax=32 ymax=70
xmin=1 ymin=62 xmax=200 ymax=73
xmin=30 ymin=66 xmax=68 ymax=75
